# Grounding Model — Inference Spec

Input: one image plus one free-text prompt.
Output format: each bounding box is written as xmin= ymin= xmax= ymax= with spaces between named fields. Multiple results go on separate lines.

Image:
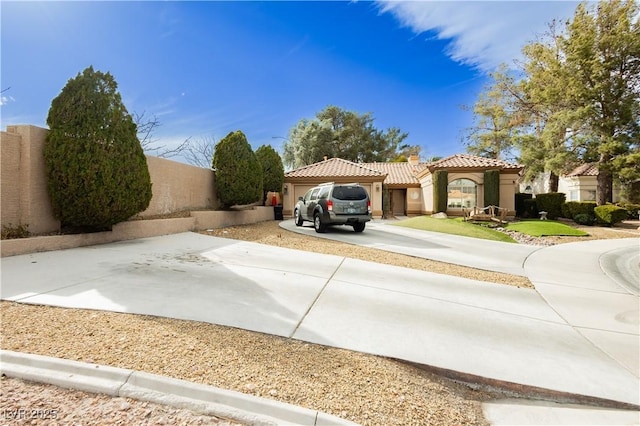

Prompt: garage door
xmin=290 ymin=185 xmax=314 ymax=215
xmin=360 ymin=184 xmax=372 ymax=199
xmin=293 ymin=185 xmax=314 ymax=203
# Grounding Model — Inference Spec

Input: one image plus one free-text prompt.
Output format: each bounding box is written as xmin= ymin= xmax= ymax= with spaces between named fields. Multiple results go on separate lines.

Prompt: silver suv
xmin=294 ymin=182 xmax=371 ymax=233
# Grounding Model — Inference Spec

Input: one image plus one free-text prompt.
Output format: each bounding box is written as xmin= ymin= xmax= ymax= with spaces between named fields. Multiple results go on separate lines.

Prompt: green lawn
xmin=391 ymin=216 xmax=517 ymax=243
xmin=505 ymin=220 xmax=589 ymax=237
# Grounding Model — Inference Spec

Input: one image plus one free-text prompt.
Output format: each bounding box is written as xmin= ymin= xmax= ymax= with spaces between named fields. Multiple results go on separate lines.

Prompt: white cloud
xmin=376 ymin=1 xmax=580 ymax=72
xmin=0 ymin=95 xmax=15 ymax=106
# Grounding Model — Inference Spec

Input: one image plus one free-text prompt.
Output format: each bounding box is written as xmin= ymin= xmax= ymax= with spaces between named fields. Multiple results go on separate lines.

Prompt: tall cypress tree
xmin=255 ymin=144 xmax=284 ymax=203
xmin=212 ymin=131 xmax=263 ymax=208
xmin=44 ymin=66 xmax=152 ymax=229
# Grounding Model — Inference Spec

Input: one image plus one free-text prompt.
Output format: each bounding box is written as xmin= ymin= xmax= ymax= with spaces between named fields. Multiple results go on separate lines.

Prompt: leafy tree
xmin=255 ymin=144 xmax=284 ymax=203
xmin=561 ymin=0 xmax=640 ymax=204
xmin=44 ymin=66 xmax=152 ymax=229
xmin=518 ymin=25 xmax=582 ymax=192
xmin=283 ymin=105 xmax=415 ymax=168
xmin=464 ymin=66 xmax=520 ymax=161
xmin=212 ymin=131 xmax=262 ymax=208
xmin=516 ymin=0 xmax=639 ymax=203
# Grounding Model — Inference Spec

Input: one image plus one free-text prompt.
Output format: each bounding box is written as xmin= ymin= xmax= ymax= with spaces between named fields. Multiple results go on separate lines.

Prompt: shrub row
xmin=561 ymin=201 xmax=597 ymax=220
xmin=534 ymin=193 xmax=566 ymax=220
xmin=515 ymin=193 xmax=534 ymax=217
xmin=516 ymin=192 xmax=631 ymax=226
xmin=594 ymin=205 xmax=627 ymax=226
xmin=616 ymin=203 xmax=640 ymax=220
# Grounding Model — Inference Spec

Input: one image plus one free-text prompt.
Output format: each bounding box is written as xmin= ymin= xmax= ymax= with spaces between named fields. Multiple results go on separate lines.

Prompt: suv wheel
xmin=314 ymin=213 xmax=327 ymax=233
xmin=294 ymin=209 xmax=303 ymax=226
xmin=353 ymin=222 xmax=366 ymax=233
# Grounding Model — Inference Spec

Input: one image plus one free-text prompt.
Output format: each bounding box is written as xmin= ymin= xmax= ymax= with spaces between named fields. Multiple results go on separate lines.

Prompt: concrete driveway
xmin=2 ymin=227 xmax=638 ymax=410
xmin=279 ymin=219 xmax=541 ymax=276
xmin=283 ymin=219 xmax=640 ymax=384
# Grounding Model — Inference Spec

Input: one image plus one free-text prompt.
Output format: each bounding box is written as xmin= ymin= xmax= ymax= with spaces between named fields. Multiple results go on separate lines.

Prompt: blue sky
xmin=1 ymin=1 xmax=580 ymax=164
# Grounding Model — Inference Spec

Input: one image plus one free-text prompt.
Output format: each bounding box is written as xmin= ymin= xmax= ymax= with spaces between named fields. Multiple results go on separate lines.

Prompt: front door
xmin=392 ymin=189 xmax=406 ymax=216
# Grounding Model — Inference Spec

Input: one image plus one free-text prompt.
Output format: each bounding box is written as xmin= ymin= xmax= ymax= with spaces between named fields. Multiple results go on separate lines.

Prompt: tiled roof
xmin=427 ymin=154 xmax=523 ymax=171
xmin=362 ymin=162 xmax=428 ymax=185
xmin=285 ymin=157 xmax=386 ymax=178
xmin=566 ymin=163 xmax=598 ymax=177
xmin=285 ymin=154 xmax=521 ymax=185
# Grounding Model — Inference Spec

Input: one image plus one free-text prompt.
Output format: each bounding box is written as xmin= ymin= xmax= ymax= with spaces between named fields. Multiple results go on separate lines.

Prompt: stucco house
xmin=520 ymin=163 xmax=623 ymax=202
xmin=282 ymin=154 xmax=524 ymax=219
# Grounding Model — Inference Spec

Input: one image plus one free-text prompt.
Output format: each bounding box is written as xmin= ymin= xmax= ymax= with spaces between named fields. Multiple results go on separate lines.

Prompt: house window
xmin=448 ymin=179 xmax=477 ymax=209
xmin=585 ymin=190 xmax=596 ymax=201
xmin=568 ymin=190 xmax=579 ymax=201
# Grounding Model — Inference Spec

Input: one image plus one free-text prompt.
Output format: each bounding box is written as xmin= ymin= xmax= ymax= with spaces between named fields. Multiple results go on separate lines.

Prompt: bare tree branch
xmin=133 ymin=111 xmax=190 ymax=159
xmin=183 ymin=135 xmax=216 ymax=168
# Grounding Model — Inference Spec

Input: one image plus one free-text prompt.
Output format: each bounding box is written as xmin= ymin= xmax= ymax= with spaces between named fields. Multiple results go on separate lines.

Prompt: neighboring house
xmin=282 ymin=154 xmax=524 ymax=219
xmin=520 ymin=163 xmax=622 ymax=202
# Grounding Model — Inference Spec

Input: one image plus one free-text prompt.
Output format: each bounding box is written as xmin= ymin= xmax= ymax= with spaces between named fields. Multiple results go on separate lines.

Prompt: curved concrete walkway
xmin=1 ymin=221 xmax=638 ymax=423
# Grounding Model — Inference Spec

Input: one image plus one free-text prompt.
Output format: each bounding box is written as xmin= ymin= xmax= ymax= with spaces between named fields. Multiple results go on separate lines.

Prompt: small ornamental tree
xmin=484 ymin=170 xmax=500 ymax=207
xmin=255 ymin=144 xmax=284 ymax=204
xmin=44 ymin=66 xmax=152 ymax=229
xmin=212 ymin=131 xmax=262 ymax=208
xmin=433 ymin=170 xmax=448 ymax=213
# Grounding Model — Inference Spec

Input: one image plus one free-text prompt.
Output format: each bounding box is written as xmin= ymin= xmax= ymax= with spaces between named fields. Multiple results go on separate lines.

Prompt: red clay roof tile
xmin=284 ymin=158 xmax=385 ymax=178
xmin=427 ymin=154 xmax=523 ymax=171
xmin=566 ymin=163 xmax=599 ymax=177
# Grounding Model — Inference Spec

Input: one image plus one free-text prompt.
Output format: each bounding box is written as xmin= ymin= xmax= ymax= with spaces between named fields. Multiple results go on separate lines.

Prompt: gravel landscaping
xmin=1 ymin=218 xmax=638 ymax=425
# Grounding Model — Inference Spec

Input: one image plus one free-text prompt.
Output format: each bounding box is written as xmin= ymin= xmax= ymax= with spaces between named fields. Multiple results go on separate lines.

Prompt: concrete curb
xmin=1 ymin=350 xmax=357 ymax=426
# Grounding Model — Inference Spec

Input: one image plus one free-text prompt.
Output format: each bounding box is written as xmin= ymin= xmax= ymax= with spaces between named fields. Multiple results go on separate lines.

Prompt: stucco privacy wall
xmin=1 ymin=126 xmax=60 ymax=234
xmin=1 ymin=207 xmax=275 ymax=257
xmin=1 ymin=124 xmax=275 ymax=257
xmin=1 ymin=125 xmax=218 ymax=234
xmin=143 ymin=155 xmax=217 ymax=217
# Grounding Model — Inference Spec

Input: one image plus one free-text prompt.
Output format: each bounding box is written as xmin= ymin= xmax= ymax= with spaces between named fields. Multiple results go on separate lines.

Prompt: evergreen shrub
xmin=255 ymin=144 xmax=284 ymax=204
xmin=523 ymin=199 xmax=538 ymax=218
xmin=534 ymin=193 xmax=565 ymax=219
xmin=515 ymin=193 xmax=533 ymax=217
xmin=484 ymin=170 xmax=500 ymax=207
xmin=616 ymin=203 xmax=640 ymax=219
xmin=573 ymin=213 xmax=595 ymax=226
xmin=433 ymin=170 xmax=448 ymax=213
xmin=594 ymin=205 xmax=627 ymax=226
xmin=562 ymin=201 xmax=597 ymax=220
xmin=44 ymin=66 xmax=152 ymax=229
xmin=213 ymin=131 xmax=263 ymax=208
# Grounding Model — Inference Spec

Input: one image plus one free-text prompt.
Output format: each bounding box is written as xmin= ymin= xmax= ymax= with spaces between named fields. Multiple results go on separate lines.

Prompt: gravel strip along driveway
xmin=2 ymin=219 xmax=637 ymax=425
xmin=1 ymin=376 xmax=240 ymax=425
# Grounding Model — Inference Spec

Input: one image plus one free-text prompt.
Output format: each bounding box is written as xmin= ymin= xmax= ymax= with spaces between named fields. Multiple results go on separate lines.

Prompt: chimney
xmin=323 ymin=156 xmax=328 ymax=161
xmin=409 ymin=154 xmax=419 ymax=166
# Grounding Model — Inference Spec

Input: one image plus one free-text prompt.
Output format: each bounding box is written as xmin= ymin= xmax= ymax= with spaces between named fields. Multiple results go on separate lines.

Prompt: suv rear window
xmin=332 ymin=186 xmax=368 ymax=201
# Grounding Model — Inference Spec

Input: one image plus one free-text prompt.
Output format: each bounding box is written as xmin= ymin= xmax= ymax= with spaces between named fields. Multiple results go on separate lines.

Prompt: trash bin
xmin=274 ymin=205 xmax=283 ymax=220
